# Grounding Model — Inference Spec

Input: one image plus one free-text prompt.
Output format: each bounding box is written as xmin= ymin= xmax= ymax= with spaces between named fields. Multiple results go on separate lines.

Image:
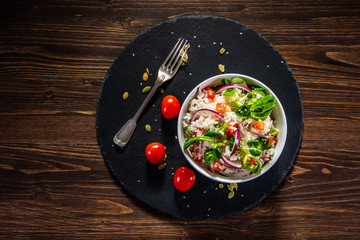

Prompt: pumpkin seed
xmin=123 ymin=92 xmax=129 ymax=100
xmin=142 ymin=86 xmax=151 ymax=93
xmin=228 ymin=191 xmax=235 ymax=199
xmin=146 ymin=68 xmax=150 ymax=74
xmin=158 ymin=162 xmax=167 ymax=170
xmin=218 ymin=184 xmax=224 ymax=189
xmin=219 ymin=47 xmax=225 ymax=55
xmin=218 ymin=64 xmax=225 ymax=73
xmin=143 ymin=72 xmax=149 ymax=81
xmin=159 ymin=87 xmax=164 ymax=94
xmin=145 ymin=124 xmax=151 ymax=132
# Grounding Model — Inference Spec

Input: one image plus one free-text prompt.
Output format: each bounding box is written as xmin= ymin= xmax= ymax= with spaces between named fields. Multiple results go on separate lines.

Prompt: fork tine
xmin=165 ymin=38 xmax=185 ymax=69
xmin=161 ymin=38 xmax=183 ymax=67
xmin=171 ymin=40 xmax=189 ymax=73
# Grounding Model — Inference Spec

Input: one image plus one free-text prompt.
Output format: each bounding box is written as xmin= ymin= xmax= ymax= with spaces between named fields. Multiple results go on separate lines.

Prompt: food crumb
xmin=203 ymin=190 xmax=206 ymax=194
xmin=219 ymin=47 xmax=225 ymax=55
xmin=208 ymin=208 xmax=211 ymax=211
xmin=183 ymin=196 xmax=186 ymax=199
xmin=155 ymin=119 xmax=157 ymax=122
xmin=159 ymin=128 xmax=161 ymax=131
xmin=183 ymin=92 xmax=186 ymax=94
xmin=175 ymin=136 xmax=178 ymax=139
xmin=218 ymin=184 xmax=224 ymax=188
xmin=158 ymin=162 xmax=167 ymax=170
xmin=189 ymin=73 xmax=192 ymax=76
xmin=193 ymin=35 xmax=197 ymax=38
xmin=142 ymin=86 xmax=151 ymax=93
xmin=159 ymin=87 xmax=164 ymax=94
xmin=145 ymin=124 xmax=151 ymax=132
xmin=187 ymin=205 xmax=190 ymax=208
xmin=171 ymin=32 xmax=174 ymax=35
xmin=281 ymin=61 xmax=284 ymax=63
xmin=132 ymin=53 xmax=135 ymax=56
xmin=137 ymin=180 xmax=141 ymax=183
xmin=218 ymin=64 xmax=225 ymax=73
xmin=143 ymin=72 xmax=149 ymax=81
xmin=123 ymin=92 xmax=129 ymax=100
xmin=228 ymin=191 xmax=235 ymax=199
xmin=240 ymin=32 xmax=243 ymax=35
xmin=213 ymin=42 xmax=216 ymax=44
xmin=266 ymin=65 xmax=270 ymax=68
xmin=198 ymin=45 xmax=201 ymax=48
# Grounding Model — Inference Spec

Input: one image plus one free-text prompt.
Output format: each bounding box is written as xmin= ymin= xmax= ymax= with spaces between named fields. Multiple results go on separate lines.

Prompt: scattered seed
xmin=218 ymin=64 xmax=225 ymax=73
xmin=145 ymin=124 xmax=151 ymax=132
xmin=228 ymin=191 xmax=235 ymax=199
xmin=159 ymin=87 xmax=164 ymax=94
xmin=142 ymin=86 xmax=151 ymax=93
xmin=164 ymin=154 xmax=167 ymax=159
xmin=143 ymin=72 xmax=149 ymax=81
xmin=146 ymin=68 xmax=150 ymax=74
xmin=218 ymin=184 xmax=224 ymax=189
xmin=219 ymin=47 xmax=226 ymax=55
xmin=158 ymin=162 xmax=167 ymax=170
xmin=123 ymin=92 xmax=129 ymax=100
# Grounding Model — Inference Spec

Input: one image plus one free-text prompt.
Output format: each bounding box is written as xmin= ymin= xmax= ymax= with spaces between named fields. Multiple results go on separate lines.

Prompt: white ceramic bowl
xmin=177 ymin=73 xmax=287 ymax=183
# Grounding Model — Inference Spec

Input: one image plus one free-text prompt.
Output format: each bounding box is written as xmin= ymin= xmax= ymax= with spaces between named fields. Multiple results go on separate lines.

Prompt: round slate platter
xmin=96 ymin=15 xmax=303 ymax=220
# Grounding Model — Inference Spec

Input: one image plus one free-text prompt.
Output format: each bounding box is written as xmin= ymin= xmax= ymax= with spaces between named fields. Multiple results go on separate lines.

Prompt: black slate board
xmin=96 ymin=15 xmax=303 ymax=220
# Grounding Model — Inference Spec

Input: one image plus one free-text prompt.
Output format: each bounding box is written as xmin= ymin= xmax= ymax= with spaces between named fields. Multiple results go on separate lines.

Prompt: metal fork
xmin=113 ymin=38 xmax=189 ymax=148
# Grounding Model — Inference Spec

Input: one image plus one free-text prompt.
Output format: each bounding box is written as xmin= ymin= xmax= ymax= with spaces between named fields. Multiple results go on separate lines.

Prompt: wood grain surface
xmin=1 ymin=0 xmax=359 ymax=239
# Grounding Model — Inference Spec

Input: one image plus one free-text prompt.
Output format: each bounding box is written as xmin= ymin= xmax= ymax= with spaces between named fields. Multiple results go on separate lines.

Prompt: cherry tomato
xmin=226 ymin=124 xmax=237 ymax=137
xmin=247 ymin=157 xmax=257 ymax=166
xmin=215 ymin=103 xmax=227 ymax=114
xmin=145 ymin=142 xmax=165 ymax=164
xmin=211 ymin=160 xmax=224 ymax=172
xmin=269 ymin=137 xmax=276 ymax=146
xmin=161 ymin=95 xmax=181 ymax=119
xmin=174 ymin=167 xmax=196 ymax=191
xmin=252 ymin=120 xmax=265 ymax=130
xmin=206 ymin=88 xmax=215 ymax=100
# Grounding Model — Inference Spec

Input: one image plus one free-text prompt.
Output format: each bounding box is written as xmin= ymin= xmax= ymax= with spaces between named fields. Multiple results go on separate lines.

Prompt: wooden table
xmin=1 ymin=0 xmax=359 ymax=239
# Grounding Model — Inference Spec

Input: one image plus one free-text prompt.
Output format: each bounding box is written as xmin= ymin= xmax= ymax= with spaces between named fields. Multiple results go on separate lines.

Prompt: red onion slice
xmin=190 ymin=109 xmax=224 ymax=122
xmin=230 ymin=129 xmax=240 ymax=156
xmin=221 ymin=156 xmax=242 ymax=169
xmin=250 ymin=131 xmax=276 ymax=139
xmin=216 ymin=84 xmax=252 ymax=94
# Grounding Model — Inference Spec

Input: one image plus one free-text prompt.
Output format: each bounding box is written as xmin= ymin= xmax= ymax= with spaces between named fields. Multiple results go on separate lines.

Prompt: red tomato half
xmin=174 ymin=167 xmax=196 ymax=192
xmin=145 ymin=142 xmax=166 ymax=164
xmin=161 ymin=95 xmax=181 ymax=119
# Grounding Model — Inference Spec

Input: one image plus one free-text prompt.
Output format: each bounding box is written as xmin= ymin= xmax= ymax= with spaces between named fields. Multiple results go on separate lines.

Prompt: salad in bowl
xmin=177 ymin=73 xmax=287 ymax=183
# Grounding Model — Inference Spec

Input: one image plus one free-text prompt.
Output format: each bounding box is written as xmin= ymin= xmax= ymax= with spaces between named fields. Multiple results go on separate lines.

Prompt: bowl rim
xmin=177 ymin=73 xmax=288 ymax=183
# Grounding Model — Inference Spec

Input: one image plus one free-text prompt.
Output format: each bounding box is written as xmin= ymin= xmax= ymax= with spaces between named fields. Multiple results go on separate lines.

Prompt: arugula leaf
xmin=204 ymin=147 xmax=222 ymax=165
xmin=223 ymin=88 xmax=237 ymax=97
xmin=184 ymin=136 xmax=217 ymax=149
xmin=231 ymin=77 xmax=247 ymax=87
xmin=221 ymin=78 xmax=231 ymax=85
xmin=246 ymin=137 xmax=270 ymax=156
xmin=250 ymin=95 xmax=276 ymax=120
xmin=235 ymin=105 xmax=250 ymax=119
xmin=249 ymin=148 xmax=262 ymax=156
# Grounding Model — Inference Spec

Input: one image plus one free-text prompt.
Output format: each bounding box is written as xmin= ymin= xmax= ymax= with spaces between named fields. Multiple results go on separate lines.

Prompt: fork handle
xmin=113 ymin=75 xmax=164 ymax=148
